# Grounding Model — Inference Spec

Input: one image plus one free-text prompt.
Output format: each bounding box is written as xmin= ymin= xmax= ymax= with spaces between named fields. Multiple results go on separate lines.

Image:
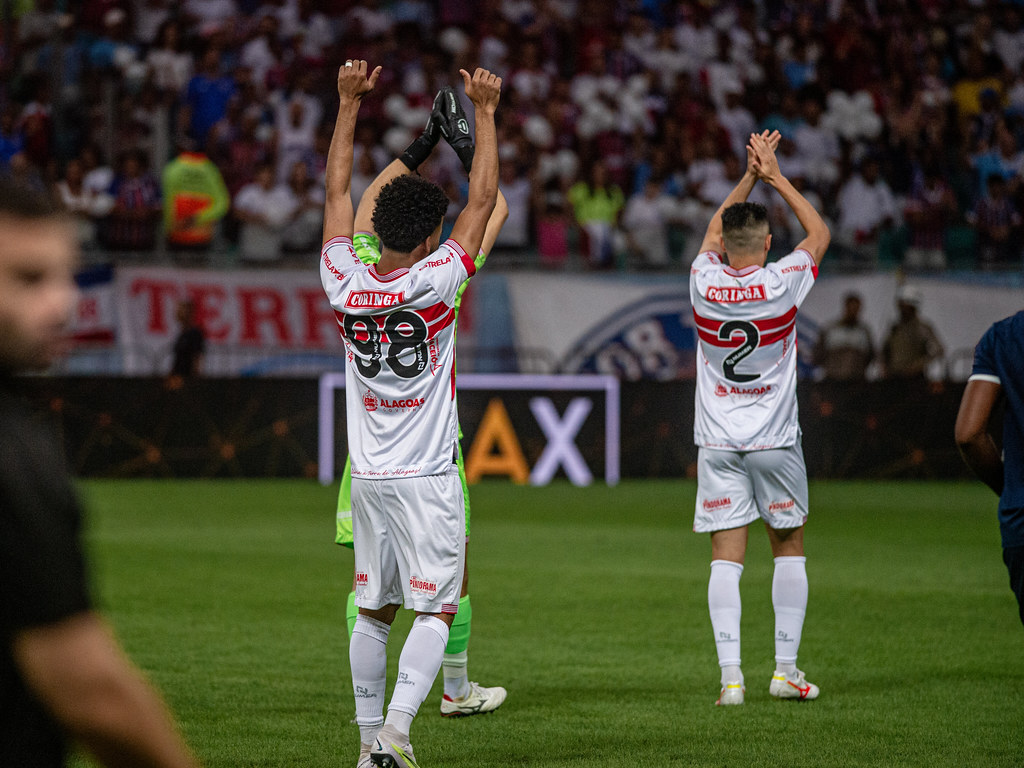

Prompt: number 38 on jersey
xmin=342 ymin=309 xmax=431 ymax=379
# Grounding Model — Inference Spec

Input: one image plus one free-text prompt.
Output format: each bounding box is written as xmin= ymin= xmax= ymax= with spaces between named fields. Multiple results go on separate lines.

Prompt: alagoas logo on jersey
xmin=705 ymin=285 xmax=767 ymax=303
xmin=345 ymin=290 xmax=405 ymax=309
xmin=363 ymin=388 xmax=425 ymax=413
xmin=715 ymin=383 xmax=774 ymax=397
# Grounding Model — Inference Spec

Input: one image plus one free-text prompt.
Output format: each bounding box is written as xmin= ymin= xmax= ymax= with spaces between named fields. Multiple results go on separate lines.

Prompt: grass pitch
xmin=72 ymin=479 xmax=1023 ymax=767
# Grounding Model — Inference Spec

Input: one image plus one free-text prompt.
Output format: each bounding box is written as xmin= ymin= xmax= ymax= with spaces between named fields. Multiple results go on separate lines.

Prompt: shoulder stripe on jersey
xmin=443 ymin=238 xmax=476 ymax=278
xmin=369 ymin=264 xmax=409 ymax=283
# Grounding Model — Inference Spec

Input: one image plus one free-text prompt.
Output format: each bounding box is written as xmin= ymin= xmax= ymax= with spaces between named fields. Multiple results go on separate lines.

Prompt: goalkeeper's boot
xmin=769 ymin=668 xmax=819 ymax=700
xmin=440 ymin=680 xmax=507 ymax=717
xmin=716 ymin=680 xmax=745 ymax=706
xmin=432 ymin=86 xmax=474 ymax=172
xmin=370 ymin=725 xmax=419 ymax=768
xmin=356 ymin=742 xmax=374 ymax=768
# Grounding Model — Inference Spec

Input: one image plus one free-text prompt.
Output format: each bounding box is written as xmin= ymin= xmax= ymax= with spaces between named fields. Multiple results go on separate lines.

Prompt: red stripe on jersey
xmin=427 ymin=307 xmax=456 ymax=339
xmin=444 ymin=238 xmax=476 ymax=278
xmin=450 ymin=364 xmax=456 ymax=399
xmin=419 ymin=300 xmax=453 ymax=324
xmin=697 ymin=322 xmax=795 ymax=348
xmin=759 ymin=322 xmax=796 ymax=347
xmin=692 ymin=309 xmax=722 ymax=331
xmin=753 ymin=305 xmax=797 ymax=331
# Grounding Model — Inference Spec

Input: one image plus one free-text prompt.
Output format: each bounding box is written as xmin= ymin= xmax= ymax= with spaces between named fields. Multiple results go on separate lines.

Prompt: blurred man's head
xmin=842 ymin=292 xmax=863 ymax=323
xmin=0 ymin=178 xmax=76 ymax=373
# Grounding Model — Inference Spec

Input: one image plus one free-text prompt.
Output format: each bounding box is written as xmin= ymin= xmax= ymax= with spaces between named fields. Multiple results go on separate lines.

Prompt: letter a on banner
xmin=465 ymin=398 xmax=530 ymax=484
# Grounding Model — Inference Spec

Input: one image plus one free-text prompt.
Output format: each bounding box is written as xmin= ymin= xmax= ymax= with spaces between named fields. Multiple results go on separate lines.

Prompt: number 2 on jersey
xmin=343 ymin=310 xmax=429 ymax=379
xmin=718 ymin=320 xmax=760 ymax=383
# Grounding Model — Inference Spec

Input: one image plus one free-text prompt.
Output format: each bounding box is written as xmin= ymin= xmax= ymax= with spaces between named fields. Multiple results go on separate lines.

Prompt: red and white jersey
xmin=690 ymin=248 xmax=817 ymax=450
xmin=321 ymin=236 xmax=476 ymax=478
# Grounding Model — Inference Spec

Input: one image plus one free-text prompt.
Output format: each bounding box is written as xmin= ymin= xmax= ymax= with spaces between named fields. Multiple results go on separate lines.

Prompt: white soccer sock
xmin=350 ymin=615 xmax=390 ymax=746
xmin=772 ymin=556 xmax=808 ymax=673
xmin=442 ymin=650 xmax=470 ymax=699
xmin=385 ymin=615 xmax=450 ymax=736
xmin=708 ymin=559 xmax=743 ymax=680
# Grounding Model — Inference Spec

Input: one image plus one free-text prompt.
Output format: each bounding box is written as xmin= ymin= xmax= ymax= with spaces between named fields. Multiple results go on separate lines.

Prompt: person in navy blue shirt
xmin=956 ymin=310 xmax=1024 ymax=628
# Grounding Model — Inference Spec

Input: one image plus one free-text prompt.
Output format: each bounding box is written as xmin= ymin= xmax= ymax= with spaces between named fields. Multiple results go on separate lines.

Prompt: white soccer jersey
xmin=690 ymin=248 xmax=817 ymax=450
xmin=320 ymin=236 xmax=476 ymax=478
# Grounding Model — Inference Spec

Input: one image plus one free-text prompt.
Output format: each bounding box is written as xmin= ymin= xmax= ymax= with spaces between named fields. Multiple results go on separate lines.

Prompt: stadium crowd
xmin=3 ymin=0 xmax=1024 ymax=270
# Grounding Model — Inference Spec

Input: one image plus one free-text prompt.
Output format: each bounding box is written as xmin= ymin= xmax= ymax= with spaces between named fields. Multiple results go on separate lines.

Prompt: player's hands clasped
xmin=460 ymin=68 xmax=502 ymax=112
xmin=337 ymin=60 xmax=382 ymax=101
xmin=748 ymin=130 xmax=782 ymax=185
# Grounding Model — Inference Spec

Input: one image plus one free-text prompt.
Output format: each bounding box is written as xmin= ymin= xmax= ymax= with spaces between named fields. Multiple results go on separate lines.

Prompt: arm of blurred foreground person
xmin=14 ymin=612 xmax=202 ymax=768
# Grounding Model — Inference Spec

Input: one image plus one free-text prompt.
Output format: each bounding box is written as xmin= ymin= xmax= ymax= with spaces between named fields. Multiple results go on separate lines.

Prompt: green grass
xmin=72 ymin=479 xmax=1024 ymax=767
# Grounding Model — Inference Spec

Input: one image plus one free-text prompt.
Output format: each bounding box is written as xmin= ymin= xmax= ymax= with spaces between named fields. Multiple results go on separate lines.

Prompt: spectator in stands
xmin=967 ymin=173 xmax=1022 ymax=270
xmin=80 ymin=144 xmax=115 ymax=197
xmin=621 ymin=177 xmax=679 ymax=269
xmin=792 ymin=93 xmax=840 ymax=191
xmin=568 ymin=159 xmax=623 ymax=269
xmin=4 ymin=152 xmax=47 ymax=195
xmin=146 ymin=19 xmax=194 ymax=103
xmin=814 ymin=292 xmax=874 ymax=382
xmin=492 ymin=162 xmax=532 ymax=251
xmin=881 ymin=287 xmax=944 ymax=381
xmin=162 ymin=142 xmax=230 ymax=252
xmin=903 ymin=165 xmax=958 ymax=271
xmin=232 ymin=162 xmax=294 ymax=262
xmin=274 ymin=84 xmax=319 ymax=183
xmin=103 ymin=149 xmax=162 ymax=251
xmin=54 ymin=157 xmax=113 ymax=250
xmin=181 ymin=47 xmax=237 ymax=150
xmin=535 ymin=184 xmax=572 ymax=270
xmin=280 ymin=159 xmax=324 ymax=256
xmin=0 ymin=105 xmax=25 ymax=169
xmin=835 ymin=156 xmax=897 ymax=266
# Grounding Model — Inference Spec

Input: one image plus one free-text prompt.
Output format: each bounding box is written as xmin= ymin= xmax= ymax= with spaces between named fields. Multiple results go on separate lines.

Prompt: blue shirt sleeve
xmin=970 ymin=324 xmax=1000 ymax=383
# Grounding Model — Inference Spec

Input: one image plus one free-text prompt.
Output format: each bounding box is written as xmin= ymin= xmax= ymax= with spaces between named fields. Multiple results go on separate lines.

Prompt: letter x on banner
xmin=317 ymin=373 xmax=620 ymax=486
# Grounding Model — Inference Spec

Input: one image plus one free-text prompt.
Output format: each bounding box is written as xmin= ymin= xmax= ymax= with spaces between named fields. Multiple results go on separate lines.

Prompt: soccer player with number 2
xmin=689 ymin=130 xmax=830 ymax=706
xmin=319 ymin=59 xmax=501 ymax=768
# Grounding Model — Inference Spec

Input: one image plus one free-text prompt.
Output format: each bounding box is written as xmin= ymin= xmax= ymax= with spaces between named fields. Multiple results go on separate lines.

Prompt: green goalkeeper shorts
xmin=336 ymin=447 xmax=471 ymax=548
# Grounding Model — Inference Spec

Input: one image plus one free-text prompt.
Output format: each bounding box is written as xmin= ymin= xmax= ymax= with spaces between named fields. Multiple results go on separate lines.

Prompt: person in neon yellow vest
xmin=162 ymin=146 xmax=230 ymax=248
xmin=336 ymin=85 xmax=510 ymax=719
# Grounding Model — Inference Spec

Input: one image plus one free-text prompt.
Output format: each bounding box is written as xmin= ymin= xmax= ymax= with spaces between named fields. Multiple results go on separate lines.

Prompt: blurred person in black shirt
xmin=0 ymin=177 xmax=200 ymax=768
xmin=170 ymin=299 xmax=206 ymax=378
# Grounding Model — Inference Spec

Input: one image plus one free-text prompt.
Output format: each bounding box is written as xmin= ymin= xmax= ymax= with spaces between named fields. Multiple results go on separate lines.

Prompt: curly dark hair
xmin=371 ymin=174 xmax=450 ymax=253
xmin=721 ymin=202 xmax=769 ymax=253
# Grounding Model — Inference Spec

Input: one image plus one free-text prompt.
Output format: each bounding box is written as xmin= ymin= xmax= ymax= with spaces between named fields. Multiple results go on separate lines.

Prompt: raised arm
xmin=479 ymin=188 xmax=509 ymax=257
xmin=447 ymin=68 xmax=501 ymax=260
xmin=698 ymin=130 xmax=780 ymax=255
xmin=955 ymin=379 xmax=1004 ymax=496
xmin=353 ymin=158 xmax=408 ymax=236
xmin=322 ymin=59 xmax=381 ymax=247
xmin=750 ymin=131 xmax=830 ymax=264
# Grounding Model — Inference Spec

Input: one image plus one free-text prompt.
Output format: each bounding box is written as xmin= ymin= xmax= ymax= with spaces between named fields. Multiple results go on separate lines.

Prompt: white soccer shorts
xmin=351 ymin=469 xmax=465 ymax=615
xmin=694 ymin=443 xmax=809 ymax=533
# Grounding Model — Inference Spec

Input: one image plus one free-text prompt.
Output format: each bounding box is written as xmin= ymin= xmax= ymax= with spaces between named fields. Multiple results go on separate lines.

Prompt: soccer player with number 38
xmin=689 ymin=130 xmax=830 ymax=706
xmin=319 ymin=59 xmax=502 ymax=768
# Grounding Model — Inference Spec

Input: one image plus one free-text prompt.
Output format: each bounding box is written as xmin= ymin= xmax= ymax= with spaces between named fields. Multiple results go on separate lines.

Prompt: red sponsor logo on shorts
xmin=768 ymin=499 xmax=796 ymax=512
xmin=409 ymin=578 xmax=438 ymax=596
xmin=355 ymin=572 xmax=369 ymax=586
xmin=706 ymin=285 xmax=767 ymax=303
xmin=345 ymin=290 xmax=405 ymax=309
xmin=703 ymin=496 xmax=732 ymax=511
